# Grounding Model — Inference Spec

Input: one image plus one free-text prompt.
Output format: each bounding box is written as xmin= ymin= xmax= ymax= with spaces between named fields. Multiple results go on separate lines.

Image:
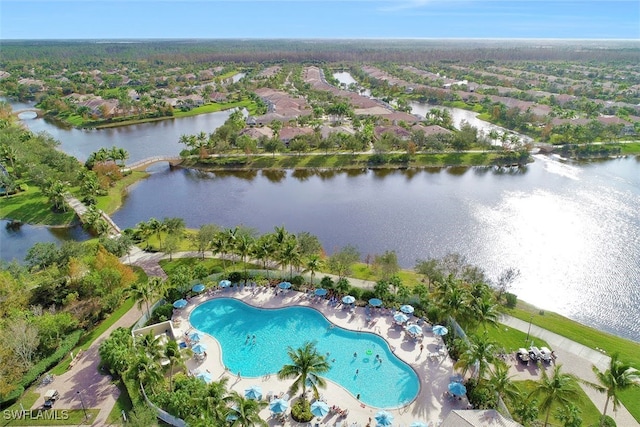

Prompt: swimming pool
xmin=189 ymin=298 xmax=420 ymax=408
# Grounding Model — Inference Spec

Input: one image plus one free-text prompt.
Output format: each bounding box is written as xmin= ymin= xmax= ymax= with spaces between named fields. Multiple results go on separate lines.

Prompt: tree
xmin=487 ymin=361 xmax=521 ymax=404
xmin=164 ymin=340 xmax=187 ymax=392
xmin=227 ymin=392 xmax=268 ymax=427
xmin=454 ymin=333 xmax=501 ymax=381
xmin=234 ymin=234 xmax=254 ymax=282
xmin=147 ymin=217 xmax=166 ymax=250
xmin=279 ymin=238 xmax=302 ymax=279
xmin=327 ymin=245 xmax=360 ymax=278
xmin=99 ymin=327 xmax=133 ymax=376
xmin=277 ymin=341 xmax=331 ymax=400
xmin=193 ymin=224 xmax=218 ymax=259
xmin=164 ymin=234 xmax=180 ymax=261
xmin=528 ymin=364 xmax=581 ymax=427
xmin=373 ymin=250 xmax=399 ymax=280
xmin=4 ymin=318 xmax=40 ymax=370
xmin=45 ymin=180 xmax=68 ymax=212
xmin=586 ymin=352 xmax=640 ymax=426
xmin=303 ymin=255 xmax=323 ymax=286
xmin=130 ymin=277 xmax=162 ymax=319
xmin=128 ymin=351 xmax=163 ymax=394
xmin=25 ymin=242 xmax=61 ymax=271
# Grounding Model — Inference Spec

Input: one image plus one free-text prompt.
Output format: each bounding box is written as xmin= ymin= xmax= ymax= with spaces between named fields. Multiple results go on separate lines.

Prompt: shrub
xmin=320 ymin=276 xmax=334 ymax=289
xmin=465 ymin=378 xmax=497 ymax=409
xmin=228 ymin=271 xmax=243 ymax=283
xmin=504 ymin=292 xmax=517 ymax=308
xmin=149 ymin=303 xmax=174 ymax=324
xmin=291 ymin=275 xmax=305 ymax=286
xmin=290 ymin=399 xmax=313 ymax=423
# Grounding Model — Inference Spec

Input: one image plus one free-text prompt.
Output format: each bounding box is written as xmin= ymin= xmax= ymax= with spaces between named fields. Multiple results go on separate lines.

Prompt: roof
xmin=440 ymin=410 xmax=522 ymax=427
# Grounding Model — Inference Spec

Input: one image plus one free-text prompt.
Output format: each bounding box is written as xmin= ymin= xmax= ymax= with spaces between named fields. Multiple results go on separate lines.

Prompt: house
xmin=278 ymin=127 xmax=313 ymax=144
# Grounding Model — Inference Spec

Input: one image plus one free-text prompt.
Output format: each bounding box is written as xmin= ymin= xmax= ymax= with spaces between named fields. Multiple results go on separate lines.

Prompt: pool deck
xmin=172 ymin=287 xmax=470 ymax=427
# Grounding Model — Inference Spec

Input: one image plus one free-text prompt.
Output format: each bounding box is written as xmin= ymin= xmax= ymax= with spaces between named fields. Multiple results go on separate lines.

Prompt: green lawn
xmin=173 ymin=100 xmax=256 ymax=118
xmin=477 ymin=323 xmax=549 ymax=353
xmin=514 ymin=379 xmax=602 ymax=427
xmin=0 ymin=186 xmax=76 ymax=225
xmin=508 ymin=301 xmax=640 ymax=422
xmin=94 ymin=171 xmax=148 ymax=215
xmin=105 ymin=380 xmax=132 ymax=425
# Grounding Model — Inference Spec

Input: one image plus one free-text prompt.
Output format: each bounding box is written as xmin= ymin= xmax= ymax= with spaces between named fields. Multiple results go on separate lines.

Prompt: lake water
xmin=5 ymin=99 xmax=640 ymax=342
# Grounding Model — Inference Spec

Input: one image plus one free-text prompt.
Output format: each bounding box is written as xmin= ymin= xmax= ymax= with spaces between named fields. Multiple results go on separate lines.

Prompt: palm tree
xmin=164 ymin=340 xmax=187 ymax=392
xmin=471 ymin=295 xmax=500 ymax=331
xmin=454 ymin=333 xmax=501 ymax=381
xmin=128 ymin=351 xmax=163 ymax=394
xmin=147 ymin=217 xmax=166 ymax=250
xmin=252 ymin=235 xmax=274 ymax=276
xmin=211 ymin=232 xmax=231 ymax=273
xmin=131 ymin=277 xmax=154 ymax=319
xmin=303 ymin=255 xmax=323 ymax=286
xmin=227 ymin=392 xmax=268 ymax=427
xmin=136 ymin=331 xmax=163 ymax=362
xmin=528 ymin=364 xmax=581 ymax=427
xmin=234 ymin=234 xmax=254 ymax=282
xmin=488 ymin=361 xmax=521 ymax=404
xmin=277 ymin=341 xmax=331 ymax=400
xmin=279 ymin=238 xmax=301 ymax=279
xmin=586 ymin=353 xmax=640 ymax=426
xmin=45 ymin=180 xmax=68 ymax=212
xmin=205 ymin=378 xmax=232 ymax=425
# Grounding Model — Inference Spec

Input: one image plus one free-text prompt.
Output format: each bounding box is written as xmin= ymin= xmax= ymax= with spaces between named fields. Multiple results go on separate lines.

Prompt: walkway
xmin=500 ymin=315 xmax=638 ymax=427
xmin=64 ymin=193 xmax=121 ymax=237
xmin=123 ymin=156 xmax=183 ymax=172
xmin=30 ymin=304 xmax=144 ymax=426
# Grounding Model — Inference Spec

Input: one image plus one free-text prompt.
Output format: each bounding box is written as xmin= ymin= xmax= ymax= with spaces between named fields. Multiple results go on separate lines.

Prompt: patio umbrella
xmin=342 ymin=295 xmax=355 ymax=304
xmin=226 ymin=407 xmax=239 ymax=422
xmin=369 ymin=298 xmax=383 ymax=307
xmin=189 ymin=331 xmax=203 ymax=342
xmin=314 ymin=288 xmax=328 ymax=296
xmin=406 ymin=324 xmax=423 ymax=335
xmin=448 ymin=382 xmax=467 ymax=396
xmin=279 ymin=281 xmax=292 ymax=289
xmin=244 ymin=385 xmax=263 ymax=400
xmin=173 ymin=299 xmax=188 ymax=309
xmin=432 ymin=325 xmax=448 ymax=336
xmin=400 ymin=304 xmax=414 ymax=314
xmin=410 ymin=422 xmax=428 ymax=427
xmin=219 ymin=279 xmax=231 ymax=288
xmin=375 ymin=410 xmax=394 ymax=426
xmin=310 ymin=400 xmax=330 ymax=417
xmin=192 ymin=343 xmax=207 ymax=354
xmin=393 ymin=313 xmax=409 ymax=323
xmin=196 ymin=371 xmax=213 ymax=383
xmin=192 ymin=283 xmax=205 ymax=293
xmin=269 ymin=398 xmax=289 ymax=414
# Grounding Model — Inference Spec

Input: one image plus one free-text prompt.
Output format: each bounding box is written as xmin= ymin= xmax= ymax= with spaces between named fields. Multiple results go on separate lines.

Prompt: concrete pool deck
xmin=172 ymin=287 xmax=469 ymax=426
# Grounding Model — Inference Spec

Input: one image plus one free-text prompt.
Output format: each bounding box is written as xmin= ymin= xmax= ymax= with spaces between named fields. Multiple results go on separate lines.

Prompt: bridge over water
xmin=12 ymin=108 xmax=44 ymax=118
xmin=124 ymin=156 xmax=183 ymax=171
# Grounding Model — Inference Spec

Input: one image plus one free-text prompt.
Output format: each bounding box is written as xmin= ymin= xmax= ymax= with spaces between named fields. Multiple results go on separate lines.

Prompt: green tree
xmin=227 ymin=392 xmax=268 ymax=427
xmin=130 ymin=277 xmax=162 ymax=319
xmin=528 ymin=364 xmax=581 ymax=427
xmin=303 ymin=255 xmax=323 ymax=286
xmin=586 ymin=352 xmax=640 ymax=426
xmin=277 ymin=341 xmax=331 ymax=400
xmin=193 ymin=223 xmax=218 ymax=259
xmin=45 ymin=180 xmax=68 ymax=212
xmin=373 ymin=250 xmax=399 ymax=280
xmin=454 ymin=333 xmax=501 ymax=381
xmin=99 ymin=327 xmax=134 ymax=376
xmin=327 ymin=245 xmax=360 ymax=278
xmin=164 ymin=340 xmax=187 ymax=392
xmin=128 ymin=351 xmax=163 ymax=394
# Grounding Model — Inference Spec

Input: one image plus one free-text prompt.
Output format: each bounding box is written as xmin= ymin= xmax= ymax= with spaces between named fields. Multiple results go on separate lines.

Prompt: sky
xmin=1 ymin=0 xmax=639 ymax=40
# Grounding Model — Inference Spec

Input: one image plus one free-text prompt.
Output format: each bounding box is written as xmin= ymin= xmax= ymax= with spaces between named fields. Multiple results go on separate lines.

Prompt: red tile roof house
xmin=278 ymin=127 xmax=314 ymax=145
xmin=374 ymin=125 xmax=413 ymax=140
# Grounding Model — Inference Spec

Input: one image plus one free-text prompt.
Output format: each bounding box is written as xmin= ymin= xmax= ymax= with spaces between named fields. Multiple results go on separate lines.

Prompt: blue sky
xmin=1 ymin=0 xmax=639 ymax=40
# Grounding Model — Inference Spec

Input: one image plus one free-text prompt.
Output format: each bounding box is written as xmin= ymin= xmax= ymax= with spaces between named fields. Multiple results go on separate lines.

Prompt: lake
xmin=5 ymin=99 xmax=640 ymax=342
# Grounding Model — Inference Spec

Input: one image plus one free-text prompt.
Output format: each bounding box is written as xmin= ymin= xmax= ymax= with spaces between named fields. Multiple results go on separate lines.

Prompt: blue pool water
xmin=190 ymin=298 xmax=420 ymax=408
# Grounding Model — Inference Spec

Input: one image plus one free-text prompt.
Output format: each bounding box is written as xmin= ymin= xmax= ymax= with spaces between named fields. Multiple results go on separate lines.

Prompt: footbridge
xmin=13 ymin=108 xmax=44 ymax=118
xmin=124 ymin=156 xmax=184 ymax=171
xmin=64 ymin=194 xmax=122 ymax=237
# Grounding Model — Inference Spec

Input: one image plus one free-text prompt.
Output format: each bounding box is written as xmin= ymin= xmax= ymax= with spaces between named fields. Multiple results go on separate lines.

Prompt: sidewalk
xmin=31 ymin=304 xmax=143 ymax=426
xmin=501 ymin=315 xmax=638 ymax=427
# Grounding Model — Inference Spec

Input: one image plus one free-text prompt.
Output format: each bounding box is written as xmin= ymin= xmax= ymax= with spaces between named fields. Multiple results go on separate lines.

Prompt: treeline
xmin=2 ymin=39 xmax=639 ymax=65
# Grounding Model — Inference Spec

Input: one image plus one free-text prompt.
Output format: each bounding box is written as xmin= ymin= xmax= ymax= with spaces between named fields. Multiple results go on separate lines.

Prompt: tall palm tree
xmin=303 ymin=255 xmax=323 ymax=286
xmin=471 ymin=295 xmax=500 ymax=331
xmin=227 ymin=392 xmax=268 ymax=427
xmin=211 ymin=231 xmax=231 ymax=273
xmin=454 ymin=333 xmax=501 ymax=381
xmin=488 ymin=361 xmax=521 ymax=404
xmin=147 ymin=217 xmax=166 ymax=250
xmin=586 ymin=353 xmax=640 ymax=426
xmin=164 ymin=340 xmax=187 ymax=392
xmin=278 ymin=238 xmax=301 ymax=279
xmin=528 ymin=364 xmax=580 ymax=427
xmin=251 ymin=235 xmax=274 ymax=277
xmin=234 ymin=234 xmax=254 ymax=282
xmin=136 ymin=331 xmax=163 ymax=362
xmin=204 ymin=378 xmax=232 ymax=425
xmin=277 ymin=341 xmax=331 ymax=400
xmin=128 ymin=351 xmax=163 ymax=394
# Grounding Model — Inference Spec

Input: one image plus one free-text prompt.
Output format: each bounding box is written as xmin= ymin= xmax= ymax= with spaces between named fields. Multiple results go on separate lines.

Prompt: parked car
xmin=516 ymin=348 xmax=530 ymax=364
xmin=43 ymin=389 xmax=59 ymax=409
xmin=539 ymin=346 xmax=553 ymax=363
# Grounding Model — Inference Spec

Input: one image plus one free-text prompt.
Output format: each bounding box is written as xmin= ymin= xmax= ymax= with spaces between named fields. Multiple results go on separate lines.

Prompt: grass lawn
xmin=173 ymin=100 xmax=255 ymax=118
xmin=50 ymin=298 xmax=135 ymax=375
xmin=1 ymin=390 xmax=98 ymax=426
xmin=0 ymin=186 xmax=76 ymax=225
xmin=620 ymin=142 xmax=640 ymax=154
xmin=349 ymin=263 xmax=422 ymax=285
xmin=94 ymin=171 xmax=148 ymax=215
xmin=508 ymin=301 xmax=640 ymax=422
xmin=514 ymin=379 xmax=602 ymax=426
xmin=476 ymin=323 xmax=549 ymax=353
xmin=105 ymin=380 xmax=132 ymax=425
